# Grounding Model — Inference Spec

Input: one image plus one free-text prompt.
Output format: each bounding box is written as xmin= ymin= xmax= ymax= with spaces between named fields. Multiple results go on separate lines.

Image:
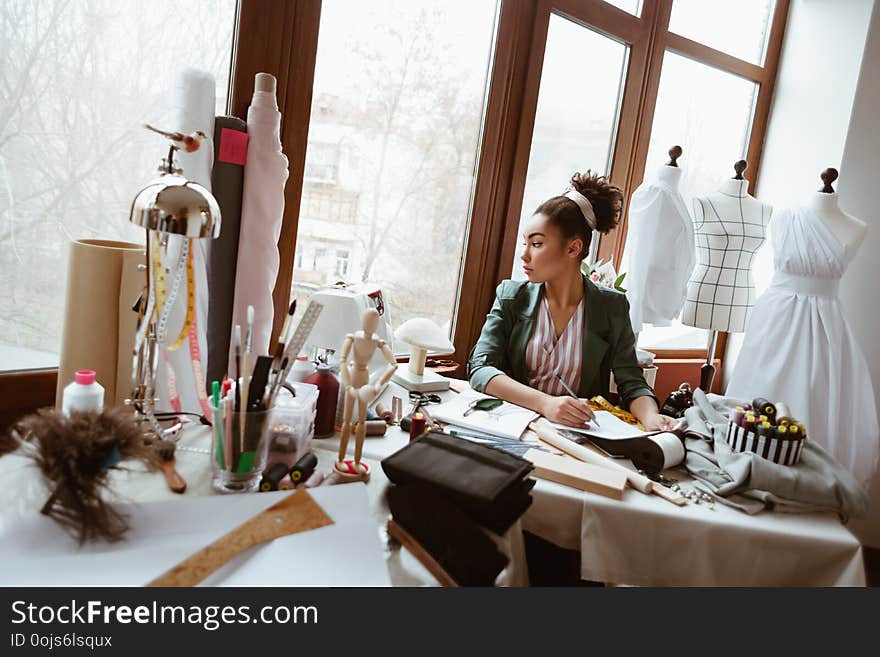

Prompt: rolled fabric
xmin=206 ymin=116 xmax=248 ymax=384
xmin=229 ymin=74 xmax=289 ymax=373
xmin=155 ymin=67 xmax=216 ymax=415
xmin=57 ymin=239 xmax=145 ymax=408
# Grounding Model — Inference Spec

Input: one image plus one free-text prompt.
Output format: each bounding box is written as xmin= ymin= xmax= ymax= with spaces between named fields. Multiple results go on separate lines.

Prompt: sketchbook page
xmin=550 ymin=410 xmax=654 ymax=440
xmin=431 ymin=395 xmax=538 ymax=441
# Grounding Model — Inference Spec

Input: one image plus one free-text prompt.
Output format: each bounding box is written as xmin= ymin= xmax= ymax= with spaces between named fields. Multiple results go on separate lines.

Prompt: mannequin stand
xmin=700 ymin=330 xmax=718 ymax=392
xmin=330 ymin=459 xmax=371 ymax=484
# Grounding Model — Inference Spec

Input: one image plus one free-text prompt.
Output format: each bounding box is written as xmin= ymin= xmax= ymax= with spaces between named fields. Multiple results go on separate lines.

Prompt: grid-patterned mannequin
xmin=681 ymin=178 xmax=772 ymax=332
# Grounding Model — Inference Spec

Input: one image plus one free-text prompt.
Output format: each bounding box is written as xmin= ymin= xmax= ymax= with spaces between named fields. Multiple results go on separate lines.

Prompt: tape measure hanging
xmin=155 ymin=237 xmax=188 ymax=345
xmin=168 ymin=239 xmax=195 ymax=351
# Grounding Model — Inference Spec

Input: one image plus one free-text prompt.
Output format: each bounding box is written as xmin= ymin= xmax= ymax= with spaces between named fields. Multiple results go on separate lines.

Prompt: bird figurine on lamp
xmin=392 ymin=318 xmax=454 ymax=393
xmin=144 ymin=123 xmax=208 ymax=153
xmin=127 ymin=124 xmax=220 ymax=439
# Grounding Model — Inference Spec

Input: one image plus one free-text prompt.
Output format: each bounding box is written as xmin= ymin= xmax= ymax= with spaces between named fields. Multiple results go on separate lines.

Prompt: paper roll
xmin=57 ymin=239 xmax=145 ymax=408
xmin=651 ymin=432 xmax=686 ymax=470
xmin=153 ymin=67 xmax=216 ymax=415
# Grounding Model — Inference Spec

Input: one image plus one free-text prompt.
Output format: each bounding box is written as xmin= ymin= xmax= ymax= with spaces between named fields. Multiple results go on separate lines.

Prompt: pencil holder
xmin=210 ymin=406 xmax=273 ymax=493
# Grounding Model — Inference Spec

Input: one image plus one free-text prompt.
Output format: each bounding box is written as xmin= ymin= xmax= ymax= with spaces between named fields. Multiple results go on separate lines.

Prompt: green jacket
xmin=467 ymin=277 xmax=657 ymax=410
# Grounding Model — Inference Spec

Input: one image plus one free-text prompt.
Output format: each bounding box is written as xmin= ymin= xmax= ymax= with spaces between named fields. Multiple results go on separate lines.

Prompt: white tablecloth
xmin=1 ymin=380 xmax=864 ymax=587
xmin=332 ymin=382 xmax=866 ymax=587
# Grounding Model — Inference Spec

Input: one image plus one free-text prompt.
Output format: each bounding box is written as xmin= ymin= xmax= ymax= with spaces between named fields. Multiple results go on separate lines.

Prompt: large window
xmin=1 ymin=0 xmax=791 ymax=384
xmin=290 ymin=0 xmax=499 ymax=339
xmin=0 ymin=0 xmax=237 ymax=371
xmin=511 ymin=13 xmax=629 ymax=278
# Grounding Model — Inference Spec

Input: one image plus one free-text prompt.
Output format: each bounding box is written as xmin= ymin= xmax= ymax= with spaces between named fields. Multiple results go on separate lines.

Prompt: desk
xmin=326 ymin=381 xmax=865 ymax=587
xmin=0 ymin=433 xmax=394 ymax=586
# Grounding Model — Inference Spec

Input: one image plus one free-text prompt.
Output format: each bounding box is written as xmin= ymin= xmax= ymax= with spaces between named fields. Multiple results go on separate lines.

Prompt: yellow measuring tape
xmin=168 ymin=239 xmax=195 ymax=351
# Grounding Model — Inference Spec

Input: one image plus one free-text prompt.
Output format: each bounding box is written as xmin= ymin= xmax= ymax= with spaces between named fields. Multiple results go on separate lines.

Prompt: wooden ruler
xmin=147 ymin=490 xmax=333 ymax=587
xmin=524 ymin=448 xmax=626 ymax=499
xmin=283 ymin=300 xmax=323 ymax=361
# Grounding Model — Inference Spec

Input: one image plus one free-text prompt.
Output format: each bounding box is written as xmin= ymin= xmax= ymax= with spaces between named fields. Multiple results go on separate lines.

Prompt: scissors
xmin=407 ymin=391 xmax=441 ymax=415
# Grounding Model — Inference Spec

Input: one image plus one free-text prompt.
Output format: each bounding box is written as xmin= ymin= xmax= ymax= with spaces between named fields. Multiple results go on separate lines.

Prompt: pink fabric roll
xmin=229 ymin=87 xmax=289 ymax=371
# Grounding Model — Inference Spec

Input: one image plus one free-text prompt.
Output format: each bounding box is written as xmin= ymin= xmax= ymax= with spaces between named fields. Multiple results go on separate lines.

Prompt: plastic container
xmin=304 ymin=364 xmax=339 ymax=437
xmin=267 ymin=381 xmax=319 ymax=469
xmin=289 ymin=354 xmax=316 ymax=382
xmin=61 ymin=369 xmax=105 ymax=416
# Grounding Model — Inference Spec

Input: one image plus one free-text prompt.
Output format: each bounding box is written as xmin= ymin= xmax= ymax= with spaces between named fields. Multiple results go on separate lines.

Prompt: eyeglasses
xmin=463 ymin=397 xmax=504 ymax=416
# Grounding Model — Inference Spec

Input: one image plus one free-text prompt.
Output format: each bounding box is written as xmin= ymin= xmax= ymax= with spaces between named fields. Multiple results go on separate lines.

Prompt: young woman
xmin=467 ymin=171 xmax=676 ymax=431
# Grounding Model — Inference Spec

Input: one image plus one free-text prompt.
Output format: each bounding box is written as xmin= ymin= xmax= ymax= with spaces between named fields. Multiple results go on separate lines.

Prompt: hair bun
xmin=569 ymin=170 xmax=623 ymax=234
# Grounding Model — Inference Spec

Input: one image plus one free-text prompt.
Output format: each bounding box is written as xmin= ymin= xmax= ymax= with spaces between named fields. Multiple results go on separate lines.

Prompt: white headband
xmin=563 ymin=188 xmax=597 ymax=230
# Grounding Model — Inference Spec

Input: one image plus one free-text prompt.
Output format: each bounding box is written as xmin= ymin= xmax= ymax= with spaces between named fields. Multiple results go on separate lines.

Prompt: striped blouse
xmin=525 ymin=295 xmax=584 ymax=396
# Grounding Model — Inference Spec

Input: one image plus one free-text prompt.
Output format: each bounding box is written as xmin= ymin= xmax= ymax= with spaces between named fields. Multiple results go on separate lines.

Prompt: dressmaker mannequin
xmin=725 ymin=168 xmax=878 ymax=485
xmin=623 ymin=146 xmax=695 ymax=334
xmin=681 ymin=160 xmax=772 ymax=390
xmin=811 ymin=168 xmax=867 ymax=249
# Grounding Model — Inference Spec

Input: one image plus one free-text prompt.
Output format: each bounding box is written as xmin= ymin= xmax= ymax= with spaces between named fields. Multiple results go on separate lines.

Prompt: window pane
xmin=669 ymin=0 xmax=775 ymax=65
xmin=0 ymin=0 xmax=237 ymax=370
xmin=292 ymin=0 xmax=499 ymax=343
xmin=604 ymin=0 xmax=642 ymax=17
xmin=511 ymin=13 xmax=629 ymax=278
xmin=637 ymin=50 xmax=759 ymax=350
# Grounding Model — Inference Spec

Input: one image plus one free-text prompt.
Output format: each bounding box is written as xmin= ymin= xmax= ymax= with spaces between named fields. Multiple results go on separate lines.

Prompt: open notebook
xmin=430 ymin=394 xmax=539 ymax=441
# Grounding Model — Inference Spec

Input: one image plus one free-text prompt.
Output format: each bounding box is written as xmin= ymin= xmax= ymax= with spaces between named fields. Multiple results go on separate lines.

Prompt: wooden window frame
xmin=237 ymin=0 xmax=789 ymax=367
xmin=0 ymin=0 xmax=790 ymax=410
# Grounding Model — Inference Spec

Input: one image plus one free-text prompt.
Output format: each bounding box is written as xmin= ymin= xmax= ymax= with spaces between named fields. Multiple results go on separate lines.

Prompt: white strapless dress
xmin=726 ymin=207 xmax=879 ymax=486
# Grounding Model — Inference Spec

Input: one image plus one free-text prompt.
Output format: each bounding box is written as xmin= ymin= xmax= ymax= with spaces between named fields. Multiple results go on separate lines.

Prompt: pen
xmin=554 ymin=373 xmax=599 ymax=427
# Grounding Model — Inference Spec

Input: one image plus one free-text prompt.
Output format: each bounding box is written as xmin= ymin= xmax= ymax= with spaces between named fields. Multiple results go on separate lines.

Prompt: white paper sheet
xmin=551 ymin=411 xmax=655 ymax=440
xmin=0 ymin=485 xmax=390 ymax=587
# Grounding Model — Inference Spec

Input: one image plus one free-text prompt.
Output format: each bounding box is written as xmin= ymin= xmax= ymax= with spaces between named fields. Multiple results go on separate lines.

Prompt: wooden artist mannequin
xmin=335 ymin=308 xmax=397 ymax=479
xmin=811 ymin=168 xmax=867 ymax=250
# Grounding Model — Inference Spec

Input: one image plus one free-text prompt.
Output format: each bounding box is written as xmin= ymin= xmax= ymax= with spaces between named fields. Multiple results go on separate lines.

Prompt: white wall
xmin=724 ymin=0 xmax=875 ymax=379
xmin=723 ymin=0 xmax=880 ymax=546
xmin=837 ymin=1 xmax=880 ymax=547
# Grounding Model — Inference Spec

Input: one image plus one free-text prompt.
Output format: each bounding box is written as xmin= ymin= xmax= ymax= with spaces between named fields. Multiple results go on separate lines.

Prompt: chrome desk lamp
xmin=128 ymin=125 xmax=220 ymax=437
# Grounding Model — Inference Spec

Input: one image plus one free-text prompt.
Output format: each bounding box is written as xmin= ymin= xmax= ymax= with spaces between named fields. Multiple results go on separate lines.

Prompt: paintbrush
xmin=155 ymin=441 xmax=186 ymax=493
xmin=274 ymin=300 xmax=297 ymax=362
xmin=233 ymin=325 xmax=243 ymax=454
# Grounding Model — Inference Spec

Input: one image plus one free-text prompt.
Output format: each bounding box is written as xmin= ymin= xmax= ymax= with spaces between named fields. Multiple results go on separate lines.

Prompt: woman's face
xmin=520 ymin=213 xmax=582 ymax=283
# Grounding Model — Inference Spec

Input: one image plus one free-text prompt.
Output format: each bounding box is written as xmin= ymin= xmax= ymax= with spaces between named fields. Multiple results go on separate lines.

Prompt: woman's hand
xmin=541 ymin=395 xmax=596 ymax=428
xmin=640 ymin=413 xmax=678 ymax=432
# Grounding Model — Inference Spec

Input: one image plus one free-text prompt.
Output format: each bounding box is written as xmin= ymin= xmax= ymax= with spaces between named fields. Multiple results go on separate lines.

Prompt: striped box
xmin=725 ymin=421 xmax=806 ymax=466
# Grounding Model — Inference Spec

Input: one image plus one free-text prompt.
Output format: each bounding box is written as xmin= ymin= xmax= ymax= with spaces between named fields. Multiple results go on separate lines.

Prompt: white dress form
xmin=811 ymin=167 xmax=867 ymax=250
xmin=726 ymin=171 xmax=877 ymax=485
xmin=681 ymin=175 xmax=772 ymax=333
xmin=623 ymin=151 xmax=695 ymax=333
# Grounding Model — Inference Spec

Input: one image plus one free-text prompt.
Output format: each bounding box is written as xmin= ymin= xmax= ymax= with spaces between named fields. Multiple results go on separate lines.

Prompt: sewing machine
xmin=305 ymin=281 xmax=394 ymax=381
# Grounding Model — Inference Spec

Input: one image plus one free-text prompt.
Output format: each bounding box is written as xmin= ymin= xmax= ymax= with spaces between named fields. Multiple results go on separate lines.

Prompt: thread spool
xmin=391 ymin=396 xmax=403 ymax=423
xmin=731 ymin=406 xmax=746 ymax=426
xmin=752 ymin=397 xmax=777 ymax=424
xmin=409 ymin=412 xmax=426 ymax=442
xmin=374 ymin=402 xmax=393 ymax=424
xmin=289 ymin=452 xmax=318 ymax=484
xmin=260 ymin=462 xmax=289 ymax=492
